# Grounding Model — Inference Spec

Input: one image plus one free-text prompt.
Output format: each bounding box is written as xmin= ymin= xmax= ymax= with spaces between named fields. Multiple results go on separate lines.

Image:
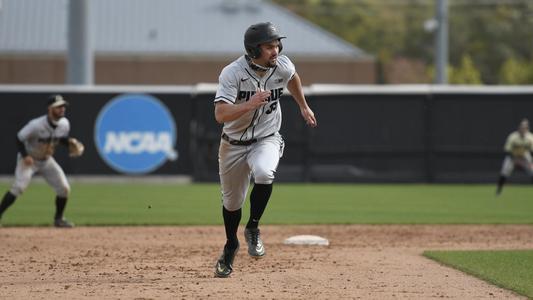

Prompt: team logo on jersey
xmin=94 ymin=94 xmax=178 ymax=174
xmin=238 ymin=87 xmax=284 ymax=102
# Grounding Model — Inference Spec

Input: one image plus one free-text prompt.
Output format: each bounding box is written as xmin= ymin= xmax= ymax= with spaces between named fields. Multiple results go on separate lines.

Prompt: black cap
xmin=47 ymin=94 xmax=69 ymax=108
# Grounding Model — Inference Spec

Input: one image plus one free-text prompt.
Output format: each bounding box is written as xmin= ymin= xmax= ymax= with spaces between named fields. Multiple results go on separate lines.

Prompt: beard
xmin=266 ymin=57 xmax=278 ymax=68
xmin=51 ymin=110 xmax=65 ymax=120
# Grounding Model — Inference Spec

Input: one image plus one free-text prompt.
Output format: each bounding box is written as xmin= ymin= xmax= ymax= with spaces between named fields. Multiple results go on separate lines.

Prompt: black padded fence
xmin=1 ymin=86 xmax=532 ymax=183
xmin=191 ymin=88 xmax=533 ymax=183
xmin=0 ymin=89 xmax=193 ymax=175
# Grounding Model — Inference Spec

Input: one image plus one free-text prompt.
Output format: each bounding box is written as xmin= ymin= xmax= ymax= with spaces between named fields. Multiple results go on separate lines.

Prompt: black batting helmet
xmin=244 ymin=22 xmax=286 ymax=59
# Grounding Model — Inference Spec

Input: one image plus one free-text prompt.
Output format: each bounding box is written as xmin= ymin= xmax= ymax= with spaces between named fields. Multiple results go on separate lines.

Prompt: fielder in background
xmin=0 ymin=95 xmax=84 ymax=227
xmin=496 ymin=118 xmax=533 ymax=196
xmin=213 ymin=22 xmax=317 ymax=277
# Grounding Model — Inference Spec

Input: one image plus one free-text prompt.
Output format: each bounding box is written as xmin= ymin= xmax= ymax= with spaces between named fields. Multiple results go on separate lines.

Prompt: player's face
xmin=48 ymin=105 xmax=66 ymax=121
xmin=258 ymin=40 xmax=280 ymax=68
xmin=519 ymin=123 xmax=529 ymax=135
xmin=518 ymin=121 xmax=529 ymax=135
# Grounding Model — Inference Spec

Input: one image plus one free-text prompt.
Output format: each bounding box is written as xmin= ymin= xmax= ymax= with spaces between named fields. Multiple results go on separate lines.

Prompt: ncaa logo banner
xmin=95 ymin=94 xmax=178 ymax=174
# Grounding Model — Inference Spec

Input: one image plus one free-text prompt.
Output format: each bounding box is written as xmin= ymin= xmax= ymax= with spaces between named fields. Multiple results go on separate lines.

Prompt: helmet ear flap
xmin=251 ymin=46 xmax=261 ymax=59
xmin=247 ymin=40 xmax=282 ymax=59
xmin=245 ymin=45 xmax=261 ymax=59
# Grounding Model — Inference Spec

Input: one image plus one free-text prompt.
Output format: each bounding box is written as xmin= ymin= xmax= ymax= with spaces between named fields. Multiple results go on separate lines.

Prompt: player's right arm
xmin=16 ymin=121 xmax=35 ymax=165
xmin=215 ymin=91 xmax=270 ymax=124
xmin=504 ymin=133 xmax=513 ymax=155
xmin=15 ymin=136 xmax=33 ymax=165
xmin=213 ymin=67 xmax=270 ymax=124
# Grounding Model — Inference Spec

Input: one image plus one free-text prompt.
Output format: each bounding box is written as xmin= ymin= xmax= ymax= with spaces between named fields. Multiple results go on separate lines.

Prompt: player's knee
xmin=222 ymin=190 xmax=246 ymax=211
xmin=254 ymin=169 xmax=275 ymax=184
xmin=10 ymin=184 xmax=27 ymax=197
xmin=223 ymin=199 xmax=244 ymax=211
xmin=223 ymin=202 xmax=242 ymax=212
xmin=56 ymin=185 xmax=70 ymax=198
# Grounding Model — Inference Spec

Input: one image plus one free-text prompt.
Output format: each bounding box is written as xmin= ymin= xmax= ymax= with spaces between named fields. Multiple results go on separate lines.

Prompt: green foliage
xmin=448 ymin=2 xmax=533 ymax=84
xmin=272 ymin=0 xmax=533 ymax=85
xmin=449 ymin=55 xmax=482 ymax=84
xmin=425 ymin=250 xmax=533 ymax=298
xmin=2 ymin=183 xmax=533 ymax=226
xmin=499 ymin=57 xmax=533 ymax=84
xmin=273 ymin=0 xmax=433 ymax=83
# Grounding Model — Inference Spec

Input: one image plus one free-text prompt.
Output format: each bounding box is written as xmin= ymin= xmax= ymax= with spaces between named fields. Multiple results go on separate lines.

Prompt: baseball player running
xmin=0 ymin=95 xmax=84 ymax=227
xmin=213 ymin=22 xmax=317 ymax=277
xmin=496 ymin=118 xmax=533 ymax=195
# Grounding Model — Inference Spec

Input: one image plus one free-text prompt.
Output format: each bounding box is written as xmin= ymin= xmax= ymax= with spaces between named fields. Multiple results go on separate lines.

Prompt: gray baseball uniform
xmin=10 ymin=115 xmax=71 ymax=197
xmin=214 ymin=54 xmax=295 ymax=210
xmin=500 ymin=130 xmax=533 ymax=177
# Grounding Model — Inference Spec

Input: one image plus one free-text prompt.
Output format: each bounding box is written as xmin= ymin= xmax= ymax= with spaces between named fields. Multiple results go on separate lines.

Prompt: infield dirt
xmin=1 ymin=225 xmax=532 ymax=299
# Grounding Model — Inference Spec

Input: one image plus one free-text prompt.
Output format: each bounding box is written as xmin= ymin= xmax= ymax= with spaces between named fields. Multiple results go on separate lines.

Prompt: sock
xmin=496 ymin=176 xmax=506 ymax=194
xmin=246 ymin=183 xmax=273 ymax=229
xmin=0 ymin=191 xmax=17 ymax=218
xmin=54 ymin=196 xmax=68 ymax=220
xmin=223 ymin=206 xmax=241 ymax=250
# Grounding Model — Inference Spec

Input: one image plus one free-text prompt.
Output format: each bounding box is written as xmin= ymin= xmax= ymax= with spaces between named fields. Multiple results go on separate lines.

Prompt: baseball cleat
xmin=54 ymin=218 xmax=74 ymax=228
xmin=214 ymin=243 xmax=239 ymax=278
xmin=244 ymin=228 xmax=265 ymax=257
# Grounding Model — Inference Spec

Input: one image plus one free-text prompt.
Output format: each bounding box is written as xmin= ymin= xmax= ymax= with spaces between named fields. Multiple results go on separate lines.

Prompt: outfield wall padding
xmin=1 ymin=85 xmax=532 ymax=183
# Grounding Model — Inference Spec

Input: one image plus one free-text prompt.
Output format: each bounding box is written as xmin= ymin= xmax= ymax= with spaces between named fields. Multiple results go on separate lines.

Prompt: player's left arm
xmin=59 ymin=136 xmax=70 ymax=146
xmin=287 ymin=72 xmax=317 ymax=127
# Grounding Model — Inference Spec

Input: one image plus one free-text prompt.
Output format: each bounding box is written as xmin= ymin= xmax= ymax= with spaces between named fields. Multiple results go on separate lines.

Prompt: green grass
xmin=0 ymin=183 xmax=532 ymax=226
xmin=424 ymin=250 xmax=533 ymax=298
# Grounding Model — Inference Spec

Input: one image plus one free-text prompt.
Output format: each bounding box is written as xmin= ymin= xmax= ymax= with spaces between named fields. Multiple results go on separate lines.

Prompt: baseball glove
xmin=68 ymin=138 xmax=85 ymax=157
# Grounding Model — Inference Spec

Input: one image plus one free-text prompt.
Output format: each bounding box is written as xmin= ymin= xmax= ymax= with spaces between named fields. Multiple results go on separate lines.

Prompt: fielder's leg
xmin=0 ymin=192 xmax=17 ymax=221
xmin=496 ymin=176 xmax=507 ymax=196
xmin=0 ymin=156 xmax=36 ymax=222
xmin=40 ymin=158 xmax=73 ymax=228
xmin=523 ymin=156 xmax=533 ymax=185
xmin=497 ymin=156 xmax=514 ymax=196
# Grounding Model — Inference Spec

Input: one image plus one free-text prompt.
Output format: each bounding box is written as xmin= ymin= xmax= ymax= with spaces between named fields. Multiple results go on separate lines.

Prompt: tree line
xmin=273 ymin=0 xmax=533 ymax=85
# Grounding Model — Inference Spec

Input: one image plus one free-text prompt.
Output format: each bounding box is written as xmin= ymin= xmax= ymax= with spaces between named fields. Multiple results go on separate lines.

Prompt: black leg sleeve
xmin=0 ymin=191 xmax=17 ymax=218
xmin=223 ymin=206 xmax=241 ymax=249
xmin=246 ymin=183 xmax=273 ymax=229
xmin=496 ymin=175 xmax=507 ymax=195
xmin=54 ymin=196 xmax=68 ymax=220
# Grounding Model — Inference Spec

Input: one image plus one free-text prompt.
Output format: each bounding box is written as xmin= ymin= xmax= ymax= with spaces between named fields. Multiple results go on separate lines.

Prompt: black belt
xmin=221 ymin=133 xmax=275 ymax=146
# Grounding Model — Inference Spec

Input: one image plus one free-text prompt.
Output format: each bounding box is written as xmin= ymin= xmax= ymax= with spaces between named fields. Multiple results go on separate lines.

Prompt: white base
xmin=283 ymin=235 xmax=329 ymax=246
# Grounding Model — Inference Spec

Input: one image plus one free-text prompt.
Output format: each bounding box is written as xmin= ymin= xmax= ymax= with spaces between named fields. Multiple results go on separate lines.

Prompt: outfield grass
xmin=0 ymin=183 xmax=532 ymax=226
xmin=424 ymin=250 xmax=533 ymax=298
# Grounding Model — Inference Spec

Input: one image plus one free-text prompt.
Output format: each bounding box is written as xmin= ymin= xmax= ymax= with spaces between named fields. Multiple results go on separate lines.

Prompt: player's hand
xmin=23 ymin=155 xmax=34 ymax=166
xmin=247 ymin=90 xmax=271 ymax=110
xmin=300 ymin=106 xmax=317 ymax=127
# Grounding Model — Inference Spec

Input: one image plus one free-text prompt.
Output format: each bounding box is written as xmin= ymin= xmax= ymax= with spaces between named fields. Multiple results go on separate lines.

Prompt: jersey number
xmin=265 ymin=102 xmax=278 ymax=114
